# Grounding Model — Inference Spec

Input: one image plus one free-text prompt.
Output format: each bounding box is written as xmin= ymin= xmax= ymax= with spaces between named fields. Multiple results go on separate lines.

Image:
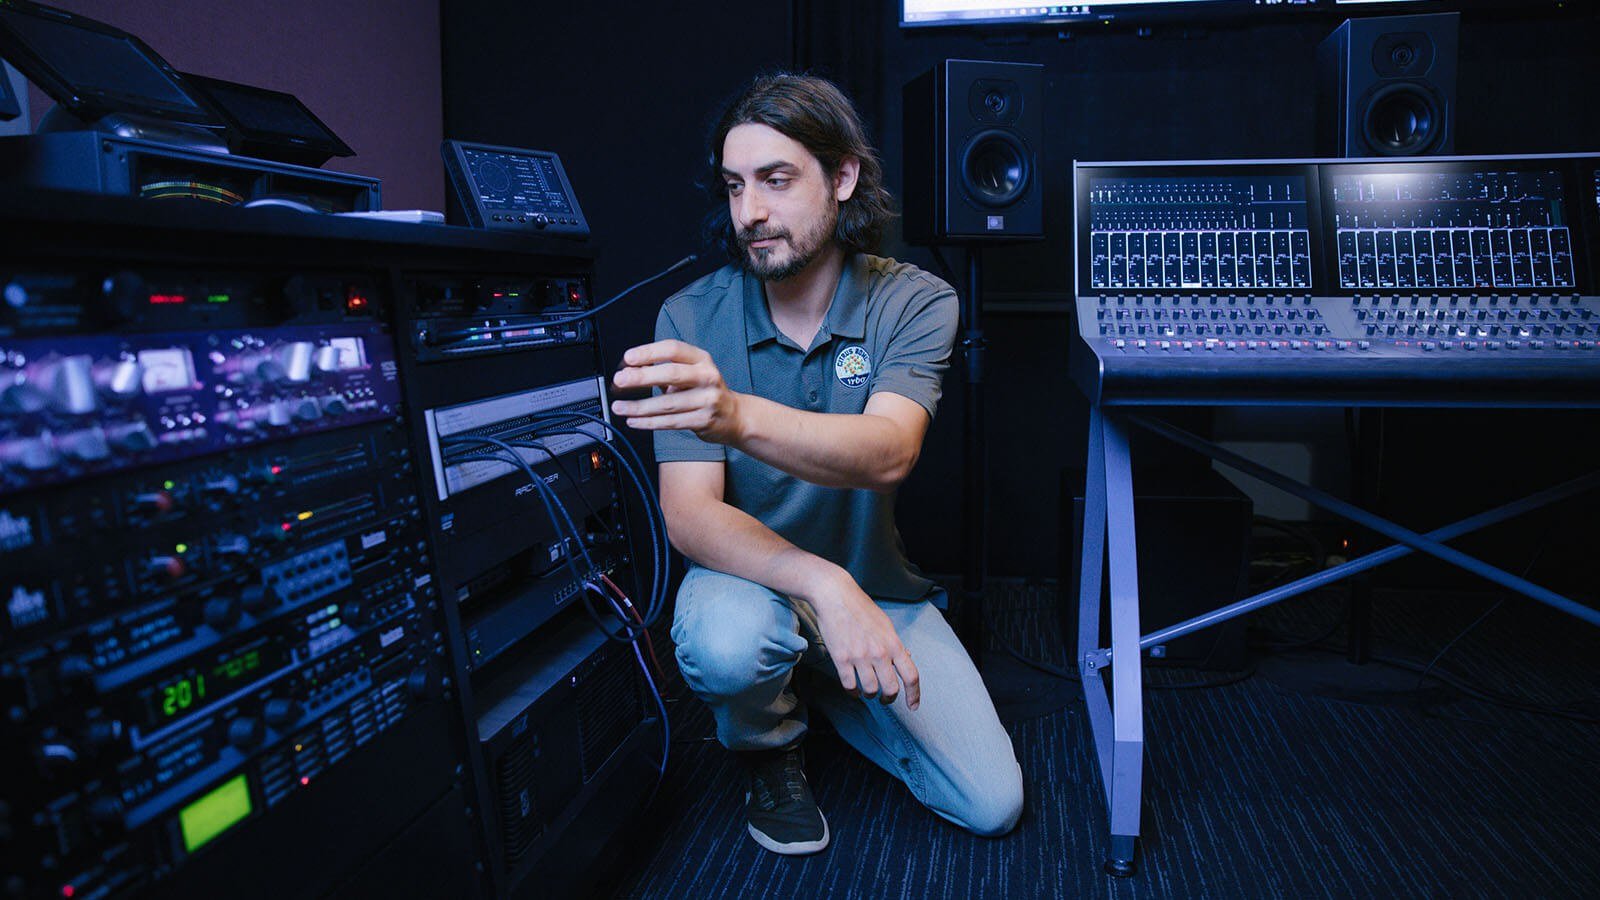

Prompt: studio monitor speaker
xmin=903 ymin=59 xmax=1044 ymax=243
xmin=1318 ymin=13 xmax=1459 ymax=158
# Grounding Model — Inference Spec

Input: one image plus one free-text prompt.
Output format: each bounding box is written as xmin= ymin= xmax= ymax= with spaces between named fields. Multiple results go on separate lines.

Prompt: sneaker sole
xmin=743 ymin=793 xmax=830 ymax=856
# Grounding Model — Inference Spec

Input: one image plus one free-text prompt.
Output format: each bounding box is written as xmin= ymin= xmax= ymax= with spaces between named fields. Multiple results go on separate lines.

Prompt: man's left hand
xmin=611 ymin=339 xmax=745 ymax=444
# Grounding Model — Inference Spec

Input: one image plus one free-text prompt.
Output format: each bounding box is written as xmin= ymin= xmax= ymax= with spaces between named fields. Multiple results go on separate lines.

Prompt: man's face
xmin=721 ymin=123 xmax=841 ymax=282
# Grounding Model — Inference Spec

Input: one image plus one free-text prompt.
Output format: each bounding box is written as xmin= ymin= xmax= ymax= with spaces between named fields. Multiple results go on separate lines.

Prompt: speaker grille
xmin=494 ymin=736 xmax=542 ymax=864
xmin=575 ymin=649 xmax=644 ymax=780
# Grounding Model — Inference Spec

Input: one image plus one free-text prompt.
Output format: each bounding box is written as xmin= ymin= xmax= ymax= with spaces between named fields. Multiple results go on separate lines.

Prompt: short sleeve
xmin=866 ymin=281 xmax=959 ymax=420
xmin=648 ymin=303 xmax=727 ymax=463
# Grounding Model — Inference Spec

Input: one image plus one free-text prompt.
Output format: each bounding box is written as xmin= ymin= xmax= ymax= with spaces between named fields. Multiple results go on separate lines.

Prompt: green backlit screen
xmin=179 ymin=774 xmax=252 ymax=854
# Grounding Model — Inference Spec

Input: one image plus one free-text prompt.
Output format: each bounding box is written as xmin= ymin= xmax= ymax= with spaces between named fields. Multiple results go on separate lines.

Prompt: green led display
xmin=179 ymin=774 xmax=252 ymax=853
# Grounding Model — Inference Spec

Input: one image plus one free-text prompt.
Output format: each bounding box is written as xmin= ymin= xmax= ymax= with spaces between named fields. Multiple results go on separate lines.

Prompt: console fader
xmin=1072 ymin=154 xmax=1600 ymax=404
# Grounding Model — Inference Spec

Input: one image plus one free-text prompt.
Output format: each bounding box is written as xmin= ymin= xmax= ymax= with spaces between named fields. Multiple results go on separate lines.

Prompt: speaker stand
xmin=958 ymin=247 xmax=988 ymax=668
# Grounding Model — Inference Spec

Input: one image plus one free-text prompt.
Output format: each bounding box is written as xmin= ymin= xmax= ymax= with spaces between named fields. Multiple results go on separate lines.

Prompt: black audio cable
xmin=594 ymin=583 xmax=671 ymax=785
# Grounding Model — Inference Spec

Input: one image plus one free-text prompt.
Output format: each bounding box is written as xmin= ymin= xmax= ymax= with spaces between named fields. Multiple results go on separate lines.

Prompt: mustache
xmin=737 ymin=227 xmax=790 ymax=247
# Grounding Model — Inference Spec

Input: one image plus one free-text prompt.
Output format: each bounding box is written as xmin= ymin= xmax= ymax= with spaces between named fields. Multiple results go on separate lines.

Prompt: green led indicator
xmin=175 ymin=543 xmax=189 ymax=554
xmin=164 ymin=480 xmax=175 ymax=490
xmin=179 ymin=774 xmax=252 ymax=854
xmin=206 ymin=293 xmax=231 ymax=304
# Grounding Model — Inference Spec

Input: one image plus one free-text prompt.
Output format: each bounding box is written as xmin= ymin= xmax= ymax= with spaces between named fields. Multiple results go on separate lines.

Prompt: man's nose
xmin=736 ymin=190 xmax=767 ymax=228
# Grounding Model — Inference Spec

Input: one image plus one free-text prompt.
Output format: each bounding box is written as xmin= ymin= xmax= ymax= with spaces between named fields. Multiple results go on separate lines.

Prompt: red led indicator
xmin=568 ymin=287 xmax=582 ymax=304
xmin=280 ymin=522 xmax=293 ymax=532
xmin=270 ymin=465 xmax=283 ymax=475
xmin=299 ymin=776 xmax=310 ymax=786
xmin=149 ymin=293 xmax=187 ymax=305
xmin=346 ymin=294 xmax=368 ymax=312
xmin=61 ymin=886 xmax=75 ymax=899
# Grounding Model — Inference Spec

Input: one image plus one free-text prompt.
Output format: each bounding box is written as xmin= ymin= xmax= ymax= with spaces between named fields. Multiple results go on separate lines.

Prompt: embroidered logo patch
xmin=834 ymin=345 xmax=871 ymax=388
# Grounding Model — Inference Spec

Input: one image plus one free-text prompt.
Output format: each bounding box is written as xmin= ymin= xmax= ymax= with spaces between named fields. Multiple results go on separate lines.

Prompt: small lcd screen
xmin=179 ymin=774 xmax=252 ymax=854
xmin=0 ymin=6 xmax=203 ymax=114
xmin=137 ymin=347 xmax=197 ymax=394
xmin=140 ymin=643 xmax=283 ymax=729
xmin=461 ymin=148 xmax=573 ymax=215
xmin=1328 ymin=168 xmax=1574 ymax=290
xmin=1086 ymin=174 xmax=1312 ymax=290
xmin=197 ymin=79 xmax=332 ymax=141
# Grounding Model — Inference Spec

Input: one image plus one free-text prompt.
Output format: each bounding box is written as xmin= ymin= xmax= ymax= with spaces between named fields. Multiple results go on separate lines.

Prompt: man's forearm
xmin=733 ymin=393 xmax=914 ymax=493
xmin=666 ymin=491 xmax=848 ymax=605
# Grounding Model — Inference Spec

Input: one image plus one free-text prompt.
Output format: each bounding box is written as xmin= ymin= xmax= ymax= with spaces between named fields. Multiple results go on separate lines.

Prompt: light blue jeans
xmin=670 ymin=565 xmax=1025 ymax=836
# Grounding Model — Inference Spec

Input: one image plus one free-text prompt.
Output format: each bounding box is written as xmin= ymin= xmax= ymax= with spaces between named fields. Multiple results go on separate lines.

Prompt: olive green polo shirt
xmin=650 ymin=253 xmax=959 ymax=601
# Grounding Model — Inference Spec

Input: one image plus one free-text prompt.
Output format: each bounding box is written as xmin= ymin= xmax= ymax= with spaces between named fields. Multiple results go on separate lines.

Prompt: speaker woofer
xmin=1362 ymin=82 xmax=1443 ymax=156
xmin=960 ymin=129 xmax=1031 ymax=207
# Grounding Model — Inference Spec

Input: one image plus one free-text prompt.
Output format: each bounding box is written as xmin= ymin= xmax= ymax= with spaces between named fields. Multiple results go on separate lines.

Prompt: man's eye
xmin=726 ymin=182 xmax=743 ymax=195
xmin=767 ymin=177 xmax=790 ymax=189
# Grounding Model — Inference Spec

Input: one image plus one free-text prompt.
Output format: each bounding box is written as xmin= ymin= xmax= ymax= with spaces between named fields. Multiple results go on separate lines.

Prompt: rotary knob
xmin=203 ymin=595 xmax=241 ymax=629
xmin=319 ymin=393 xmax=349 ymax=416
xmin=0 ymin=434 xmax=58 ymax=471
xmin=56 ymin=426 xmax=110 ymax=462
xmin=85 ymin=794 xmax=124 ymax=830
xmin=40 ymin=356 xmax=99 ymax=415
xmin=132 ymin=489 xmax=177 ymax=514
xmin=92 ymin=359 xmax=143 ymax=400
xmin=226 ymin=716 xmax=264 ymax=749
xmin=312 ymin=345 xmax=341 ymax=374
xmin=289 ymin=397 xmax=322 ymax=422
xmin=100 ymin=270 xmax=147 ymax=323
xmin=405 ymin=665 xmax=439 ymax=700
xmin=240 ymin=583 xmax=276 ymax=614
xmin=275 ymin=342 xmax=315 ymax=384
xmin=147 ymin=554 xmax=188 ymax=581
xmin=81 ymin=717 xmax=125 ymax=753
xmin=263 ymin=698 xmax=302 ymax=729
xmin=107 ymin=421 xmax=158 ymax=453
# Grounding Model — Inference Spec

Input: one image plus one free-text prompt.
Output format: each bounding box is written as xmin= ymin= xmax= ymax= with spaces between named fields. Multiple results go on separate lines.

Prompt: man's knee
xmin=675 ymin=629 xmax=783 ymax=698
xmin=671 ymin=571 xmax=804 ymax=699
xmin=958 ymin=759 xmax=1025 ymax=837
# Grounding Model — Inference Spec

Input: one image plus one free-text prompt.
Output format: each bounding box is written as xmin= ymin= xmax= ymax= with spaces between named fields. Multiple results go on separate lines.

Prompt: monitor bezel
xmin=0 ymin=0 xmax=224 ymax=128
xmin=179 ymin=72 xmax=354 ymax=160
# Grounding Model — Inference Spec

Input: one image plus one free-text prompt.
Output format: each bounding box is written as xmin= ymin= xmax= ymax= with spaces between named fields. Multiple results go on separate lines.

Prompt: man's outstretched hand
xmin=612 ymin=340 xmax=745 ymax=444
xmin=809 ymin=570 xmax=921 ymax=711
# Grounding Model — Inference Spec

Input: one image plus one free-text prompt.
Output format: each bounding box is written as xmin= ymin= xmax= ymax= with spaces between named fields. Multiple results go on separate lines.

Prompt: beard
xmin=735 ymin=199 xmax=838 ymax=282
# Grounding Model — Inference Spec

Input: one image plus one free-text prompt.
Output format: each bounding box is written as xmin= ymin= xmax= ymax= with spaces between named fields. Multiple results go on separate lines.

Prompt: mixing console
xmin=1071 ymin=155 xmax=1600 ymax=404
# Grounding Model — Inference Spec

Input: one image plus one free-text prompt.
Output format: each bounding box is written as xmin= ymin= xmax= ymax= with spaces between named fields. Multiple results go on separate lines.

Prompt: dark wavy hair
xmin=704 ymin=72 xmax=896 ymax=262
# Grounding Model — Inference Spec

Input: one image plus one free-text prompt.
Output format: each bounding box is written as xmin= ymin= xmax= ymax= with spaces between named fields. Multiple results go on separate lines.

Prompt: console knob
xmin=406 ymin=666 xmax=439 ymax=700
xmin=289 ymin=397 xmax=322 ymax=422
xmin=312 ymin=345 xmax=341 ymax=374
xmin=319 ymin=393 xmax=349 ymax=416
xmin=85 ymin=794 xmax=124 ymax=830
xmin=56 ymin=426 xmax=110 ymax=462
xmin=41 ymin=356 xmax=98 ymax=415
xmin=132 ymin=490 xmax=177 ymax=514
xmin=275 ymin=342 xmax=314 ymax=384
xmin=0 ymin=434 xmax=58 ymax=471
xmin=100 ymin=270 xmax=147 ymax=323
xmin=264 ymin=401 xmax=292 ymax=428
xmin=226 ymin=717 xmax=264 ymax=749
xmin=107 ymin=421 xmax=158 ymax=452
xmin=203 ymin=474 xmax=240 ymax=496
xmin=0 ymin=379 xmax=47 ymax=416
xmin=240 ymin=584 xmax=275 ymax=614
xmin=55 ymin=654 xmax=94 ymax=685
xmin=92 ymin=359 xmax=143 ymax=400
xmin=263 ymin=698 xmax=302 ymax=729
xmin=203 ymin=596 xmax=241 ymax=629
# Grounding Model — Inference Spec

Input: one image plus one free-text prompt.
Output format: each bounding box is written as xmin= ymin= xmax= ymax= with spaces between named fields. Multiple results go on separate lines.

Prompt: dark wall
xmin=797 ymin=2 xmax=1600 ymax=578
xmin=444 ymin=2 xmax=1600 ymax=584
xmin=24 ymin=0 xmax=445 ymax=209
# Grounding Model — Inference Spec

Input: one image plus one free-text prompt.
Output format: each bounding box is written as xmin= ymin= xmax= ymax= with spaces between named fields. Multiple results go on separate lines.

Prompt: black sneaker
xmin=739 ymin=743 xmax=829 ymax=855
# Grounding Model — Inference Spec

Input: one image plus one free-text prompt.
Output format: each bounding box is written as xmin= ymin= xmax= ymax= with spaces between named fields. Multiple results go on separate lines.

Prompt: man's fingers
xmin=834 ymin=660 xmax=858 ymax=695
xmin=894 ymin=652 xmax=921 ymax=711
xmin=855 ymin=664 xmax=881 ymax=700
xmin=612 ymin=362 xmax=706 ymax=391
xmin=612 ymin=387 xmax=710 ymax=419
xmin=620 ymin=340 xmax=709 ymax=368
xmin=620 ymin=411 xmax=706 ymax=431
xmin=874 ymin=661 xmax=900 ymax=706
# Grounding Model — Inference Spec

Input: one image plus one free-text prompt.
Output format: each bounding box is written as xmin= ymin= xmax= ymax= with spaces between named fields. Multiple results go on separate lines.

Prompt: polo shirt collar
xmin=742 ymin=253 xmax=869 ymax=348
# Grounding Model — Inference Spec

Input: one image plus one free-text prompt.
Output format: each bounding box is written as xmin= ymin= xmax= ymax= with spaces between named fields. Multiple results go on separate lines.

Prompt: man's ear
xmin=835 ymin=156 xmax=860 ymax=203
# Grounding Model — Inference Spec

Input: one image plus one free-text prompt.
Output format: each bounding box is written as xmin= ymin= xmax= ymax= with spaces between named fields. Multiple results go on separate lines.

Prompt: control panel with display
xmin=442 ymin=139 xmax=590 ymax=239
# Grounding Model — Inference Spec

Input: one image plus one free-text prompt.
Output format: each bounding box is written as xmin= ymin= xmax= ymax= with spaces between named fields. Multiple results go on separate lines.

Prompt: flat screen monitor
xmin=181 ymin=72 xmax=353 ymax=164
xmin=0 ymin=0 xmax=221 ymax=127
